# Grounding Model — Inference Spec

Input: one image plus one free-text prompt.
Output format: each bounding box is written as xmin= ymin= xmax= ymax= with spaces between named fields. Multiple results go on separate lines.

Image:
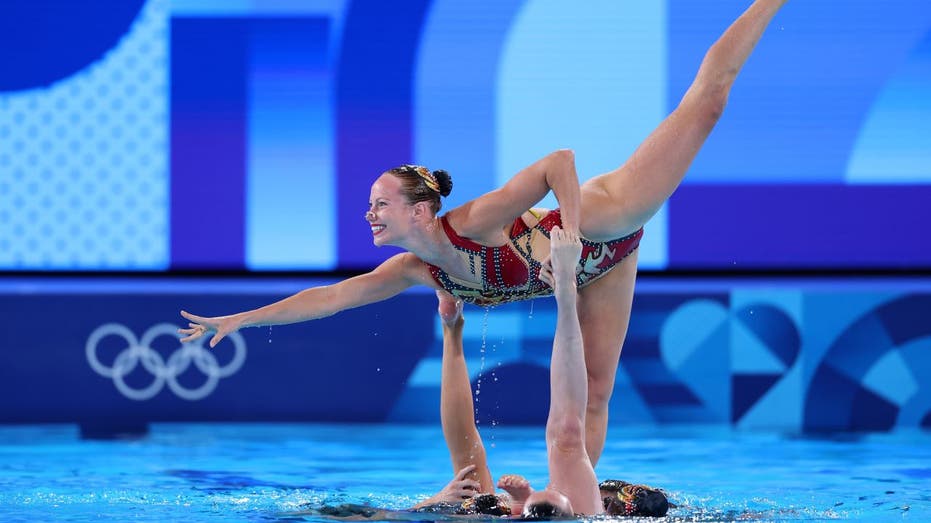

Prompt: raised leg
xmin=580 ymin=0 xmax=788 ymax=241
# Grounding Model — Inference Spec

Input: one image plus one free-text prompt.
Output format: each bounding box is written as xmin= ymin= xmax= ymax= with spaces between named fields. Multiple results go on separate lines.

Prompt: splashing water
xmin=475 ymin=307 xmax=490 ymax=425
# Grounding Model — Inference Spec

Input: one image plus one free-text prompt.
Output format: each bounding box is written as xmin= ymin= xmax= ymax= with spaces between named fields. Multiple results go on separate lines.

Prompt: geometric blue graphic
xmin=0 ymin=0 xmax=145 ymax=91
xmin=847 ymin=30 xmax=931 ymax=183
xmin=731 ymin=304 xmax=800 ymax=422
xmin=804 ymin=295 xmax=931 ymax=431
xmin=658 ymin=299 xmax=730 ymax=420
xmin=732 ymin=374 xmax=781 ymax=423
xmin=735 ymin=305 xmax=800 ymax=369
xmin=862 ymin=351 xmax=918 ymax=405
xmin=629 ymin=295 xmax=729 ymax=422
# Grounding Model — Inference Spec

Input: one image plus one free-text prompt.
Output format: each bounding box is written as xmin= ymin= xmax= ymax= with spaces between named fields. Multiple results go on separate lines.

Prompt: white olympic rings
xmin=86 ymin=323 xmax=247 ymax=401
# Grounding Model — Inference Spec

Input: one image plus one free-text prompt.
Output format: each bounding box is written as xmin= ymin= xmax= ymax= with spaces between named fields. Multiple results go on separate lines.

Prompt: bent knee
xmin=587 ymin=364 xmax=618 ymax=395
xmin=587 ymin=382 xmax=613 ymax=412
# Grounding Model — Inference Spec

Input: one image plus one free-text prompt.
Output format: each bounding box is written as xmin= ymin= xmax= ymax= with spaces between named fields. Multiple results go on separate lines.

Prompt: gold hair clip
xmin=414 ymin=166 xmax=440 ymax=193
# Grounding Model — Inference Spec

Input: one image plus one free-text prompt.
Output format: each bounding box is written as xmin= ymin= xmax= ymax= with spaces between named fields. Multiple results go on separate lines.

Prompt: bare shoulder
xmin=391 ymin=252 xmax=444 ymax=290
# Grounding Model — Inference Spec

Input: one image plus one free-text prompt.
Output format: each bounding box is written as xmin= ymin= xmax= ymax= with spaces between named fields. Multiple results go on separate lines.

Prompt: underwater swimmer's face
xmin=460 ymin=493 xmax=511 ymax=516
xmin=599 ymin=481 xmax=669 ymax=517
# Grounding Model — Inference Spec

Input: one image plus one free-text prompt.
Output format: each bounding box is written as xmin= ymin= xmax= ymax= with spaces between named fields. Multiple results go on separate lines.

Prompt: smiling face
xmin=366 ymin=173 xmax=414 ymax=247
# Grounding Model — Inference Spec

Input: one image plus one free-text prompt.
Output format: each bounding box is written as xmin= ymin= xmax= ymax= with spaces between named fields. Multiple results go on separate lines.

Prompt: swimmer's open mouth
xmin=371 ymin=225 xmax=386 ymax=235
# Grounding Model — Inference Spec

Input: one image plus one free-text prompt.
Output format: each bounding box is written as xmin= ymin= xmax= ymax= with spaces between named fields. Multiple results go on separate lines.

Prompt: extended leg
xmin=580 ymin=0 xmax=788 ymax=241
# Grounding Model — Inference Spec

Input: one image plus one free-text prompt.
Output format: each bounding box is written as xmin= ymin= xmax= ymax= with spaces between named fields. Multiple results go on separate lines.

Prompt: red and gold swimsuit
xmin=424 ymin=209 xmax=643 ymax=306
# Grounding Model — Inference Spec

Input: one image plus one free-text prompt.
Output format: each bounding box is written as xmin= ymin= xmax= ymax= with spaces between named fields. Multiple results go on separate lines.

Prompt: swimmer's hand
xmin=413 ymin=464 xmax=481 ymax=508
xmin=538 ymin=226 xmax=582 ymax=291
xmin=436 ymin=291 xmax=464 ymax=329
xmin=178 ymin=310 xmax=242 ymax=348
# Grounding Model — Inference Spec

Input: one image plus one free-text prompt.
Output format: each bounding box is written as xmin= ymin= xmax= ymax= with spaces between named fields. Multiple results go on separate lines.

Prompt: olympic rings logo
xmin=86 ymin=323 xmax=247 ymax=401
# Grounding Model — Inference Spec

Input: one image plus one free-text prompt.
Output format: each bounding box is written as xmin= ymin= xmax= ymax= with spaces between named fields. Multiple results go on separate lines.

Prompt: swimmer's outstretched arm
xmin=178 ymin=252 xmax=435 ymax=347
xmin=436 ymin=293 xmax=494 ymax=493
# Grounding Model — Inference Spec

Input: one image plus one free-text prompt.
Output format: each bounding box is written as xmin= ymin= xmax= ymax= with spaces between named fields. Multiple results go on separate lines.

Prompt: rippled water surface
xmin=0 ymin=423 xmax=928 ymax=522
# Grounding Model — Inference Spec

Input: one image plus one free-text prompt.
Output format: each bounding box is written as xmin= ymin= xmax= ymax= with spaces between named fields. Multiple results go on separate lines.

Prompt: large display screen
xmin=1 ymin=0 xmax=929 ymax=271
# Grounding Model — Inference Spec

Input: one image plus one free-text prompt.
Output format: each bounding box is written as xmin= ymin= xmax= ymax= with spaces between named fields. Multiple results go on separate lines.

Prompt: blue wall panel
xmin=2 ymin=279 xmax=929 ymax=432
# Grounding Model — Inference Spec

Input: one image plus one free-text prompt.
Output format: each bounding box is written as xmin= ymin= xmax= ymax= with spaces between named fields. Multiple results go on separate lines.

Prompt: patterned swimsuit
xmin=424 ymin=209 xmax=643 ymax=306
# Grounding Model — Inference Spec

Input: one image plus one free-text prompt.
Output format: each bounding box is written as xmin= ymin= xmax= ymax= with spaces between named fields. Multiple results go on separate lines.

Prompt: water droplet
xmin=376 ymin=367 xmax=381 ymax=372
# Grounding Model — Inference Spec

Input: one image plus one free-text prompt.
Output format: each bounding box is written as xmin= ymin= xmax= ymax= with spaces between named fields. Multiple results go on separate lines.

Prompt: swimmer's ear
xmin=411 ymin=200 xmax=431 ymax=218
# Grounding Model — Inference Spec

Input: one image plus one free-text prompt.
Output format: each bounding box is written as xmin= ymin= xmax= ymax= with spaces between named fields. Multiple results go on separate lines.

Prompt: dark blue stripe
xmin=170 ymin=18 xmax=248 ymax=269
xmin=335 ymin=0 xmax=433 ymax=269
xmin=669 ymin=184 xmax=931 ymax=268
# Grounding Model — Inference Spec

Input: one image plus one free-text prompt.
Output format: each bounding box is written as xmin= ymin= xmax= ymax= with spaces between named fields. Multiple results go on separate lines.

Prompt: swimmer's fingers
xmin=177 ymin=326 xmax=203 ymax=343
xmin=538 ymin=264 xmax=555 ymax=288
xmin=178 ymin=311 xmax=235 ymax=348
xmin=453 ymin=464 xmax=477 ymax=480
xmin=208 ymin=329 xmax=230 ymax=349
xmin=178 ymin=322 xmax=208 ymax=343
xmin=180 ymin=310 xmax=212 ymax=325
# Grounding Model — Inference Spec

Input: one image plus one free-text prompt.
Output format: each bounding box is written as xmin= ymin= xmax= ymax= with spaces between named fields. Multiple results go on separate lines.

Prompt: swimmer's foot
xmin=497 ymin=474 xmax=533 ymax=516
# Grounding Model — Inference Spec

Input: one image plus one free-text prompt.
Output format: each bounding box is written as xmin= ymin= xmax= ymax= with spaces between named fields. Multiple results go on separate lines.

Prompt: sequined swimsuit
xmin=425 ymin=209 xmax=643 ymax=307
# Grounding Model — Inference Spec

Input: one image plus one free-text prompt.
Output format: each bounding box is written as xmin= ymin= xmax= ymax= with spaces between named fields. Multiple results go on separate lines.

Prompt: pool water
xmin=0 ymin=423 xmax=928 ymax=522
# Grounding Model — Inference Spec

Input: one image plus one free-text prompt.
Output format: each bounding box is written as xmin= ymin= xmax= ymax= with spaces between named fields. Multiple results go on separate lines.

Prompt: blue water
xmin=0 ymin=423 xmax=928 ymax=522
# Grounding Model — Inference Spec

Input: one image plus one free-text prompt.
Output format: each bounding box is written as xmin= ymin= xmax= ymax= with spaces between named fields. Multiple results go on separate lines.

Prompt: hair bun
xmin=432 ymin=169 xmax=453 ymax=197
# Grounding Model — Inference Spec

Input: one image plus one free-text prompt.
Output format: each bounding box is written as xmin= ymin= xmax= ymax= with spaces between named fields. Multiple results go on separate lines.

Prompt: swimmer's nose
xmin=365 ymin=210 xmax=376 ymax=222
